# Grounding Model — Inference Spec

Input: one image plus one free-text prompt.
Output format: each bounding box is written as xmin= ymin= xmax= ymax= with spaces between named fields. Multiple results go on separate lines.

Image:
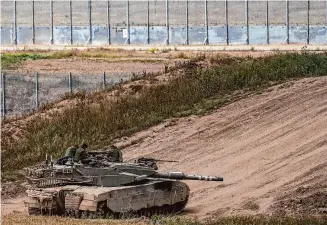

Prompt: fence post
xmin=50 ymin=0 xmax=54 ymax=44
xmin=185 ymin=0 xmax=189 ymax=45
xmin=32 ymin=0 xmax=35 ymax=44
xmin=1 ymin=73 xmax=6 ymax=117
xmin=165 ymin=0 xmax=169 ymax=45
xmin=204 ymin=0 xmax=208 ymax=45
xmin=307 ymin=0 xmax=310 ymax=44
xmin=69 ymin=0 xmax=73 ymax=45
xmin=102 ymin=72 xmax=106 ymax=89
xmin=125 ymin=0 xmax=130 ymax=44
xmin=146 ymin=0 xmax=150 ymax=44
xmin=286 ymin=0 xmax=289 ymax=44
xmin=35 ymin=72 xmax=39 ymax=108
xmin=266 ymin=0 xmax=269 ymax=44
xmin=225 ymin=0 xmax=229 ymax=45
xmin=68 ymin=72 xmax=73 ymax=93
xmin=245 ymin=0 xmax=249 ymax=45
xmin=13 ymin=0 xmax=17 ymax=45
xmin=107 ymin=1 xmax=110 ymax=45
xmin=88 ymin=0 xmax=92 ymax=45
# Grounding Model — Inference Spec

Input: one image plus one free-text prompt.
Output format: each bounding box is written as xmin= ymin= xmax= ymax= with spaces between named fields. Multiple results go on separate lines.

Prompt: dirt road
xmin=2 ymin=76 xmax=326 ymax=217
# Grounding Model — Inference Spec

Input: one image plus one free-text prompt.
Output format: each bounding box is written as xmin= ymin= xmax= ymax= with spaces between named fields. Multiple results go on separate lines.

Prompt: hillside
xmin=2 ymin=77 xmax=326 ymax=218
xmin=118 ymin=77 xmax=327 ymax=217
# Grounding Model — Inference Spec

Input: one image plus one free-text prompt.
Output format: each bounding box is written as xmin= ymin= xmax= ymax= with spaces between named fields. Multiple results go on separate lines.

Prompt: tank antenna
xmin=45 ymin=153 xmax=48 ymax=166
xmin=50 ymin=155 xmax=53 ymax=167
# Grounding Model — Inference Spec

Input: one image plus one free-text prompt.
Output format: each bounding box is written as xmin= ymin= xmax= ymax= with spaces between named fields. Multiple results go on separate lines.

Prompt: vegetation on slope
xmin=2 ymin=215 xmax=327 ymax=225
xmin=2 ymin=52 xmax=327 ymax=181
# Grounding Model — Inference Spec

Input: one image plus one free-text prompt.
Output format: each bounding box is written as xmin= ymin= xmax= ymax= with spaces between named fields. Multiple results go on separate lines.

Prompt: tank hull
xmin=24 ymin=180 xmax=189 ymax=218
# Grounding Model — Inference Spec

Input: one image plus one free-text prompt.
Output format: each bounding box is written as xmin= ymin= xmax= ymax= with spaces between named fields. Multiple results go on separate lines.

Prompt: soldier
xmin=74 ymin=142 xmax=88 ymax=163
xmin=107 ymin=145 xmax=123 ymax=162
xmin=64 ymin=145 xmax=78 ymax=158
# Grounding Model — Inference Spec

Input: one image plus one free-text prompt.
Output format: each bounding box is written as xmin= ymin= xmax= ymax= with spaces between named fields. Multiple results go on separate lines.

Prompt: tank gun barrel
xmin=152 ymin=172 xmax=223 ymax=181
xmin=136 ymin=157 xmax=179 ymax=163
xmin=155 ymin=159 xmax=179 ymax=163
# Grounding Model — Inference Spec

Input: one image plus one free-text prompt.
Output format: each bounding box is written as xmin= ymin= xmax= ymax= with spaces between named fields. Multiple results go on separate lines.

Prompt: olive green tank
xmin=24 ymin=155 xmax=223 ymax=218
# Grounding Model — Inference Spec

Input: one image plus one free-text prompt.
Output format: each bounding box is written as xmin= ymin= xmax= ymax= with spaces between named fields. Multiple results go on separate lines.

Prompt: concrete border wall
xmin=1 ymin=0 xmax=326 ymax=46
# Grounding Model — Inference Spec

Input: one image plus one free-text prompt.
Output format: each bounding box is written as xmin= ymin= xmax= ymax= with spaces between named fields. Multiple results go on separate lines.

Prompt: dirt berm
xmin=2 ymin=77 xmax=327 ymax=217
xmin=119 ymin=76 xmax=327 ymax=217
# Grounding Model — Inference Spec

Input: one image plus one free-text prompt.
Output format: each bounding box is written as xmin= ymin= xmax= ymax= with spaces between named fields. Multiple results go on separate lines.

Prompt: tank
xmin=24 ymin=156 xmax=223 ymax=218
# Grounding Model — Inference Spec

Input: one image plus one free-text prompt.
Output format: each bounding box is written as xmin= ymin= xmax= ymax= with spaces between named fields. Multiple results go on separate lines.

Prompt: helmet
xmin=81 ymin=142 xmax=88 ymax=148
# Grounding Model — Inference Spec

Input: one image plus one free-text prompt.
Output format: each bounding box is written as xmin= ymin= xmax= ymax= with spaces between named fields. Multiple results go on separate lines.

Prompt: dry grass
xmin=2 ymin=215 xmax=147 ymax=225
xmin=2 ymin=215 xmax=327 ymax=225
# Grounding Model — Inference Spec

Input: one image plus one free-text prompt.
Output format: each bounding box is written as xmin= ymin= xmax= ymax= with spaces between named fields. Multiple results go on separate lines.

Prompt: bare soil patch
xmin=15 ymin=58 xmax=168 ymax=75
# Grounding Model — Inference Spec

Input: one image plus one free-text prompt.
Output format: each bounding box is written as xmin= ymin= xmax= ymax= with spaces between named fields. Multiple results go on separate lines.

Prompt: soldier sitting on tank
xmin=74 ymin=142 xmax=89 ymax=163
xmin=107 ymin=145 xmax=123 ymax=162
xmin=64 ymin=145 xmax=78 ymax=158
xmin=56 ymin=145 xmax=78 ymax=165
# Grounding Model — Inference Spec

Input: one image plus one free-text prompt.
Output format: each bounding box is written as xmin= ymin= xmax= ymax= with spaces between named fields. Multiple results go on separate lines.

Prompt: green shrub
xmin=1 ymin=53 xmax=45 ymax=69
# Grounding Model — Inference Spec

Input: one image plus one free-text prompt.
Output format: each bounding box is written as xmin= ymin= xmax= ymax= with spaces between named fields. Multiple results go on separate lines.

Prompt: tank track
xmin=28 ymin=198 xmax=188 ymax=219
xmin=28 ymin=207 xmax=59 ymax=216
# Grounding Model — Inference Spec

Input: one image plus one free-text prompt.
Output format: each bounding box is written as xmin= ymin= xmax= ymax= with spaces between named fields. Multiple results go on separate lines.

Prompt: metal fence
xmin=1 ymin=0 xmax=327 ymax=45
xmin=0 ymin=72 xmax=136 ymax=117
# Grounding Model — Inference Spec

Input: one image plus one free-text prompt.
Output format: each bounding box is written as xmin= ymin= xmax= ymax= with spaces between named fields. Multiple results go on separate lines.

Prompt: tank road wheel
xmin=126 ymin=210 xmax=136 ymax=219
xmin=171 ymin=203 xmax=178 ymax=214
xmin=113 ymin=212 xmax=120 ymax=219
xmin=48 ymin=208 xmax=57 ymax=216
xmin=158 ymin=206 xmax=164 ymax=215
xmin=145 ymin=208 xmax=152 ymax=218
xmin=161 ymin=207 xmax=167 ymax=215
xmin=64 ymin=209 xmax=73 ymax=217
xmin=96 ymin=202 xmax=110 ymax=219
xmin=122 ymin=210 xmax=136 ymax=219
xmin=152 ymin=207 xmax=158 ymax=216
xmin=74 ymin=210 xmax=81 ymax=219
xmin=64 ymin=210 xmax=69 ymax=217
xmin=120 ymin=212 xmax=128 ymax=219
xmin=137 ymin=209 xmax=142 ymax=217
xmin=28 ymin=207 xmax=41 ymax=215
xmin=120 ymin=211 xmax=133 ymax=219
xmin=150 ymin=208 xmax=155 ymax=217
xmin=88 ymin=212 xmax=98 ymax=219
xmin=80 ymin=211 xmax=89 ymax=219
xmin=163 ymin=205 xmax=170 ymax=215
xmin=139 ymin=208 xmax=147 ymax=218
xmin=158 ymin=207 xmax=164 ymax=215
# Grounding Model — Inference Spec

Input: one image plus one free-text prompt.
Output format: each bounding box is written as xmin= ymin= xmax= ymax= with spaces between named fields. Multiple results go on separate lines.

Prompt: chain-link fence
xmin=1 ymin=0 xmax=326 ymax=46
xmin=1 ymin=72 xmax=137 ymax=117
